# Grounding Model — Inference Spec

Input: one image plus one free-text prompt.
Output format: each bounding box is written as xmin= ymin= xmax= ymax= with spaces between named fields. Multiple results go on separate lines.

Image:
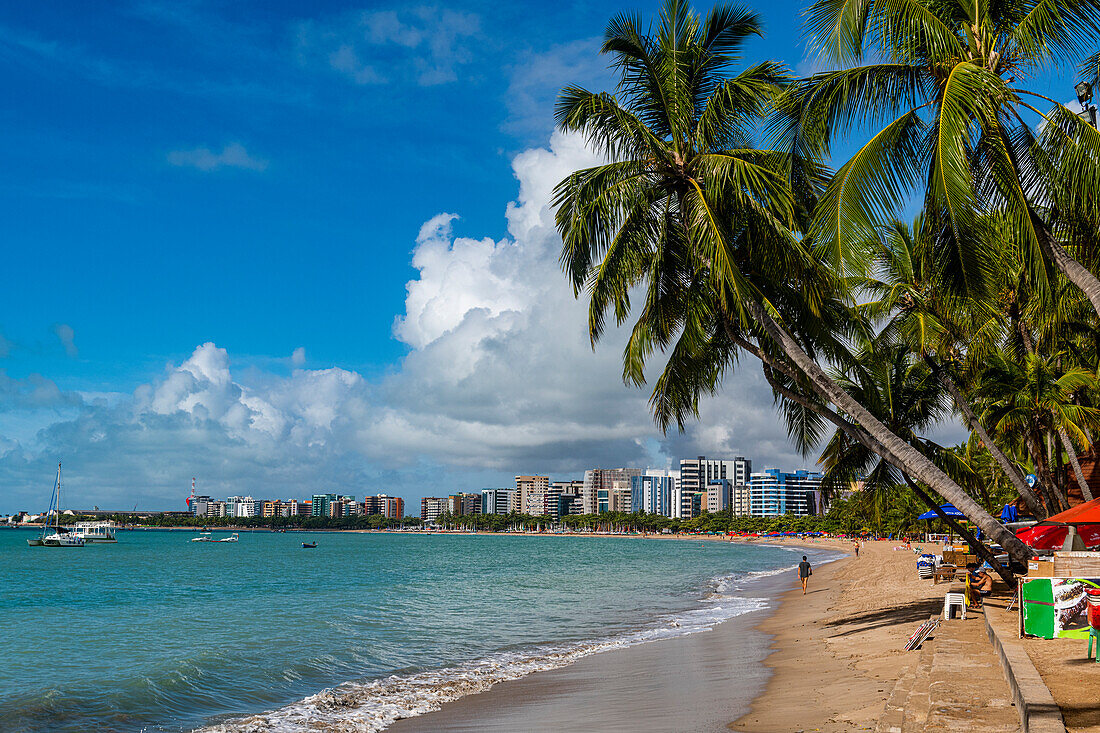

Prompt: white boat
xmin=29 ymin=463 xmax=84 ymax=548
xmin=191 ymin=532 xmax=238 ymax=543
xmin=42 ymin=532 xmax=85 ymax=547
xmin=70 ymin=521 xmax=118 ymax=544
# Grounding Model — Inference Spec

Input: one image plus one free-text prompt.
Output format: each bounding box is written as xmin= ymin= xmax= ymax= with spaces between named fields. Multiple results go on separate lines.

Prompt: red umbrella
xmin=1017 ymin=523 xmax=1100 ymax=550
xmin=1017 ymin=497 xmax=1100 ymax=550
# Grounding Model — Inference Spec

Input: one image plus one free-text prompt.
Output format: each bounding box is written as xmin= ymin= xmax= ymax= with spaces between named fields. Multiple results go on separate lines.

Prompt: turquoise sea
xmin=1 ymin=528 xmax=834 ymax=732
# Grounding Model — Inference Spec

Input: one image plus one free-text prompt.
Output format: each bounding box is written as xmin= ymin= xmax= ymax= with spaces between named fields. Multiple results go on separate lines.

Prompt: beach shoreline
xmin=381 ymin=537 xmax=852 ymax=733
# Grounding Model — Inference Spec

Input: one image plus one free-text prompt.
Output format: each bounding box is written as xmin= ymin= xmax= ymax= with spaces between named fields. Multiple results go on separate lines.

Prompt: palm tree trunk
xmin=1027 ymin=432 xmax=1066 ymax=513
xmin=1043 ymin=238 xmax=1100 ymax=320
xmin=904 ymin=477 xmax=1014 ymax=586
xmin=1058 ymin=426 xmax=1094 ymax=502
xmin=924 ymin=355 xmax=1046 ymax=518
xmin=740 ymin=297 xmax=1033 ymax=563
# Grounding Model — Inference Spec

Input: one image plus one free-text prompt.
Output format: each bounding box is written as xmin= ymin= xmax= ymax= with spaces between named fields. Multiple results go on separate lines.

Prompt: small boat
xmin=190 ymin=532 xmax=238 ymax=543
xmin=29 ymin=463 xmax=84 ymax=548
xmin=302 ymin=542 xmax=317 ymax=549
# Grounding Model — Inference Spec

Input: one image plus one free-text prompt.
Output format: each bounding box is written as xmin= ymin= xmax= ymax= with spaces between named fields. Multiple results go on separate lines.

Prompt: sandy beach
xmin=388 ymin=536 xmax=1025 ymax=733
xmin=387 ymin=537 xmax=851 ymax=732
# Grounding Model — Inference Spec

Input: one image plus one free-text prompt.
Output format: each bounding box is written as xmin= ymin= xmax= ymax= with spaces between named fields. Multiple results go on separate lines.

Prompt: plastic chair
xmin=944 ymin=592 xmax=966 ymax=620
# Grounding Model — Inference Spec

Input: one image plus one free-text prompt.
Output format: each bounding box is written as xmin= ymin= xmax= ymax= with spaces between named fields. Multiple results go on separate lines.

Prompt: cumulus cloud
xmin=0 ymin=131 xmax=830 ymax=511
xmin=296 ymin=7 xmax=480 ymax=86
xmin=52 ymin=323 xmax=77 ymax=357
xmin=167 ymin=142 xmax=268 ymax=172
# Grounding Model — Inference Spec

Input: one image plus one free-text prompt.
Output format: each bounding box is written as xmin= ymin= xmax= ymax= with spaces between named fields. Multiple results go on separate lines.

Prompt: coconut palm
xmin=795 ymin=0 xmax=1100 ymax=314
xmin=858 ymin=216 xmax=1048 ymax=515
xmin=974 ymin=351 xmax=1100 ymax=511
xmin=812 ymin=341 xmax=1014 ymax=581
xmin=554 ymin=0 xmax=1032 ymax=560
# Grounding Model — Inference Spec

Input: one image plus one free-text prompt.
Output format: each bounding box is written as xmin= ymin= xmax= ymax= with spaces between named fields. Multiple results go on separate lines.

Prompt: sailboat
xmin=28 ymin=463 xmax=84 ymax=548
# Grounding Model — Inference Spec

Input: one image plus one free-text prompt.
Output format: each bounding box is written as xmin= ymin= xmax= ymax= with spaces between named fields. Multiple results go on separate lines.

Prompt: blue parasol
xmin=917 ymin=504 xmax=966 ymax=520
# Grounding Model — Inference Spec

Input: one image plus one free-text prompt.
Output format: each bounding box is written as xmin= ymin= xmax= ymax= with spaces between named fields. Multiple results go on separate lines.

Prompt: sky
xmin=0 ymin=0 xmax=1086 ymax=513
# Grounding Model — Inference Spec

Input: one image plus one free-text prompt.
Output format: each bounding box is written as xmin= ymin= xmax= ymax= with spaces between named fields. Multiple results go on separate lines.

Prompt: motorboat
xmin=70 ymin=521 xmax=118 ymax=544
xmin=191 ymin=532 xmax=238 ymax=543
xmin=302 ymin=542 xmax=317 ymax=548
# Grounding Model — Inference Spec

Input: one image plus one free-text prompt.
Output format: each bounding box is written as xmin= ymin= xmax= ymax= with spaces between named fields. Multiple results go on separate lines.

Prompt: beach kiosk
xmin=1018 ymin=498 xmax=1100 ymax=640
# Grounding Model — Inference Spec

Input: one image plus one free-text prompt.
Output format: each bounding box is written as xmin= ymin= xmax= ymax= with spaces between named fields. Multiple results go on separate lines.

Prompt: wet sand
xmin=388 ymin=541 xmax=849 ymax=733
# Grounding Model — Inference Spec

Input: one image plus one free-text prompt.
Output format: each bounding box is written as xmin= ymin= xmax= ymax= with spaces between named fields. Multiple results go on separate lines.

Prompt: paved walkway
xmin=878 ymin=607 xmax=1019 ymax=732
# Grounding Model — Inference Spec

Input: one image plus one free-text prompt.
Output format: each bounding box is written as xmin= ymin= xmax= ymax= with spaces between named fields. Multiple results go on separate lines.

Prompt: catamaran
xmin=28 ymin=463 xmax=84 ymax=548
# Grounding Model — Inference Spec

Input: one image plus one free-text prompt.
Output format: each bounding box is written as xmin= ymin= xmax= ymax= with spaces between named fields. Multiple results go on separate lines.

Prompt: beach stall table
xmin=1018 ymin=498 xmax=1100 ymax=641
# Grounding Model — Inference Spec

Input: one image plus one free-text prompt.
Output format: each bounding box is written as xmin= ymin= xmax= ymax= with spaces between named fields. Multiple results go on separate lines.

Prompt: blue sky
xmin=0 ymin=0 xmax=1085 ymax=512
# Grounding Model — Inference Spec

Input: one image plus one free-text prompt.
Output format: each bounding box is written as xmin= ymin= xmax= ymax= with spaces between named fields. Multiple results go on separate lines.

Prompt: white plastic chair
xmin=943 ymin=592 xmax=966 ymax=620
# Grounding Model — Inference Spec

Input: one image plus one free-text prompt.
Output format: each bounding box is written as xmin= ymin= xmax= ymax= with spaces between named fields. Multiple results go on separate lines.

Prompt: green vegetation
xmin=555 ymin=0 xmax=1100 ymax=580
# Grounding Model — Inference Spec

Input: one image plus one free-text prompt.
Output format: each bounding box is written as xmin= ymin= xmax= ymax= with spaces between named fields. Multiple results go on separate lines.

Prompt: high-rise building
xmin=481 ymin=488 xmax=514 ymax=515
xmin=748 ymin=469 xmax=823 ymax=516
xmin=515 ymin=475 xmax=550 ymax=516
xmin=632 ymin=472 xmax=674 ymax=516
xmin=706 ymin=479 xmax=731 ymax=514
xmin=679 ymin=457 xmax=751 ymax=518
xmin=581 ymin=468 xmax=643 ymax=514
xmin=226 ymin=496 xmax=256 ymax=518
xmin=448 ymin=493 xmax=481 ymax=515
xmin=420 ymin=497 xmax=446 ymax=523
xmin=189 ymin=495 xmax=212 ymax=516
xmin=382 ymin=496 xmax=404 ymax=519
xmin=312 ymin=493 xmax=338 ymax=517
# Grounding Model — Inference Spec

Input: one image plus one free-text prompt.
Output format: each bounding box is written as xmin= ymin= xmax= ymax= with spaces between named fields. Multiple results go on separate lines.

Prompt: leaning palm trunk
xmin=1041 ymin=238 xmax=1100 ymax=322
xmin=1058 ymin=426 xmax=1095 ymax=502
xmin=742 ymin=297 xmax=1033 ymax=563
xmin=927 ymin=357 xmax=1046 ymax=518
xmin=760 ymin=352 xmax=1019 ymax=581
xmin=904 ymin=478 xmax=1014 ymax=586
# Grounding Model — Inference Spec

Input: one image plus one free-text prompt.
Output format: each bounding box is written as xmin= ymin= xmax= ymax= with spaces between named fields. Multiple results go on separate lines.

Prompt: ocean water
xmin=0 ymin=528 xmax=830 ymax=732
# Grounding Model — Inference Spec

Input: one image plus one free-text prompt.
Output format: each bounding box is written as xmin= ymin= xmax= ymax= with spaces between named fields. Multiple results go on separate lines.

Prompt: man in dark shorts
xmin=798 ymin=555 xmax=812 ymax=594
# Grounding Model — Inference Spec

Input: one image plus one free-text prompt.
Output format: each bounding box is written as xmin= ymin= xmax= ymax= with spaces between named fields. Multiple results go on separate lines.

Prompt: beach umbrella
xmin=916 ymin=504 xmax=966 ymax=521
xmin=1018 ymin=497 xmax=1100 ymax=550
xmin=1016 ymin=523 xmax=1100 ymax=550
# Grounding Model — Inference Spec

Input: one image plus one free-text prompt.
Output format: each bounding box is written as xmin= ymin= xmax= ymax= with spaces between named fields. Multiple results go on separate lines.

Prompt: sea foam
xmin=202 ymin=565 xmax=787 ymax=733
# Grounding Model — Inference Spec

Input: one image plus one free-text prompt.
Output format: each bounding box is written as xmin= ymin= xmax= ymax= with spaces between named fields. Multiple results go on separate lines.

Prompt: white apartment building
xmin=514 ymin=475 xmax=550 ymax=516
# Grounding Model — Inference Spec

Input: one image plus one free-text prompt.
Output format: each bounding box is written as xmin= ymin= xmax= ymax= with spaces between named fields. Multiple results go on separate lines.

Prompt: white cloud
xmin=167 ymin=142 xmax=268 ymax=172
xmin=503 ymin=38 xmax=612 ymax=139
xmin=52 ymin=323 xmax=77 ymax=357
xmin=296 ymin=7 xmax=480 ymax=87
xmin=0 ymin=131 xmax=847 ymax=512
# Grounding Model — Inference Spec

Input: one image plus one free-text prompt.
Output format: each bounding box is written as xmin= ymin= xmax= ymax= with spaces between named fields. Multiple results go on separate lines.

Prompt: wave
xmin=200 ymin=565 xmax=790 ymax=733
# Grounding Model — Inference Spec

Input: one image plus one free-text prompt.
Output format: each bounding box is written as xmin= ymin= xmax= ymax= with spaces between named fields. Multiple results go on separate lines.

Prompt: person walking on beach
xmin=853 ymin=542 xmax=860 ymax=558
xmin=798 ymin=555 xmax=812 ymax=594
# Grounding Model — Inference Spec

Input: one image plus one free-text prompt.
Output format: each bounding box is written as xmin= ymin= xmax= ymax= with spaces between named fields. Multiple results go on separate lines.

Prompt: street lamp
xmin=1078 ymin=56 xmax=1100 ymax=128
xmin=1076 ymin=80 xmax=1093 ymax=105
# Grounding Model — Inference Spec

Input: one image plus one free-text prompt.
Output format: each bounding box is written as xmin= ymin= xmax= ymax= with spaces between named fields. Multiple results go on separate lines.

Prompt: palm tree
xmin=858 ymin=216 xmax=1048 ymax=516
xmin=975 ymin=351 xmax=1100 ymax=510
xmin=554 ymin=0 xmax=1032 ymax=560
xmin=796 ymin=0 xmax=1100 ymax=314
xmin=812 ymin=341 xmax=1015 ymax=582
